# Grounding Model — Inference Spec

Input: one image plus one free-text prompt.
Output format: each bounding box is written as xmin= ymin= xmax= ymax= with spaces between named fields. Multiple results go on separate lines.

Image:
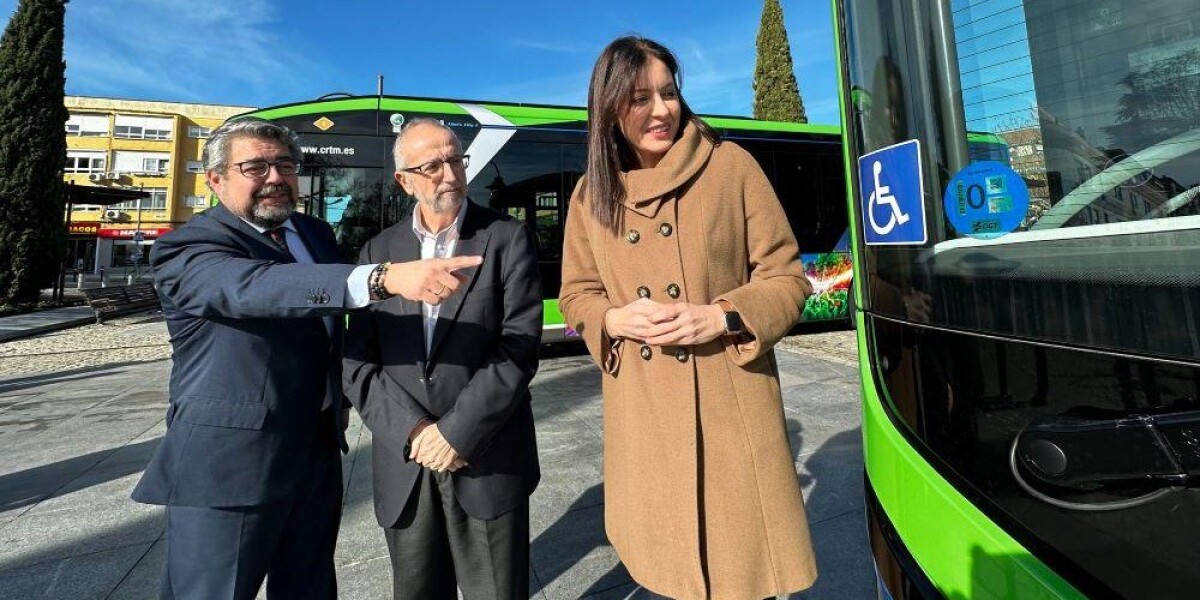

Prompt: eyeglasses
xmin=402 ymin=154 xmax=469 ymax=177
xmin=233 ymin=159 xmax=301 ymax=178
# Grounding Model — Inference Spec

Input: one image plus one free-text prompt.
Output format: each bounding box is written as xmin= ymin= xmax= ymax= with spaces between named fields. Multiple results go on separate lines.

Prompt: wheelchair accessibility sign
xmin=858 ymin=139 xmax=927 ymax=245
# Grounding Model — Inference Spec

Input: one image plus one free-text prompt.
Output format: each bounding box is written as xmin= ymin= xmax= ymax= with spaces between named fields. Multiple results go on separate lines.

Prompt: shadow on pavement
xmin=0 ymin=438 xmax=161 ymax=513
xmin=0 ymin=360 xmax=168 ymax=393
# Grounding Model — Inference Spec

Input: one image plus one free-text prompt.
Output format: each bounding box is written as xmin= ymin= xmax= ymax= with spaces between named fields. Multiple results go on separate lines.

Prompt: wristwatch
xmin=723 ymin=310 xmax=744 ymax=335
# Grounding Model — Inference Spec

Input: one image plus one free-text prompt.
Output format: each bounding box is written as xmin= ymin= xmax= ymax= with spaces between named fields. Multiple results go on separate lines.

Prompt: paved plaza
xmin=0 ymin=317 xmax=870 ymax=599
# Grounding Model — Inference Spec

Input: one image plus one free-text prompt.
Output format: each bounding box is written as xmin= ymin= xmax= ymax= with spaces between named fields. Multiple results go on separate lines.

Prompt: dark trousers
xmin=160 ymin=439 xmax=342 ymax=600
xmin=384 ymin=469 xmax=529 ymax=600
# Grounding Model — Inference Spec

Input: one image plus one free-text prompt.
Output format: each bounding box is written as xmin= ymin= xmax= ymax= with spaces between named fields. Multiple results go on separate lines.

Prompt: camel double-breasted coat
xmin=559 ymin=123 xmax=818 ymax=600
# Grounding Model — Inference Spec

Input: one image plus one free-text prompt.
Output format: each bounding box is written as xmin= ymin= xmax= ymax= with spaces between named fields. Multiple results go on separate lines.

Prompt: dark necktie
xmin=266 ymin=227 xmax=293 ymax=260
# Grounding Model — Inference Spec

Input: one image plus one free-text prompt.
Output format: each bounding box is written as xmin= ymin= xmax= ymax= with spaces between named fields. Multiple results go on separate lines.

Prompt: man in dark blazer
xmin=134 ymin=118 xmax=480 ymax=600
xmin=343 ymin=118 xmax=543 ymax=600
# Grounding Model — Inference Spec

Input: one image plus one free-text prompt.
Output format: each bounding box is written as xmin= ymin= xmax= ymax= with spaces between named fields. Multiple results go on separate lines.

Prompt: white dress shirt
xmin=412 ymin=200 xmax=467 ymax=354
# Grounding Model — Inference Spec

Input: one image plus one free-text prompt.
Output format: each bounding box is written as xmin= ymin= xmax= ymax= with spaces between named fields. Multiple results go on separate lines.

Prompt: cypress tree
xmin=0 ymin=0 xmax=68 ymax=306
xmin=753 ymin=0 xmax=807 ymax=123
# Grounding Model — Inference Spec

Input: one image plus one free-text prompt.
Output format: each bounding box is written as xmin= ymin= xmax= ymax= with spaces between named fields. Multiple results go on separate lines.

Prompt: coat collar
xmin=620 ymin=121 xmax=714 ymax=217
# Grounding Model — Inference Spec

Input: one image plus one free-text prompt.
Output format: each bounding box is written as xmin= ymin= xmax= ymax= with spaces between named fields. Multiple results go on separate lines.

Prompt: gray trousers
xmin=384 ymin=469 xmax=529 ymax=600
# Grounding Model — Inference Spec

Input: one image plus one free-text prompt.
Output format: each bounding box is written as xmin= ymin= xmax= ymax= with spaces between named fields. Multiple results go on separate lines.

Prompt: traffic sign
xmin=858 ymin=139 xmax=927 ymax=245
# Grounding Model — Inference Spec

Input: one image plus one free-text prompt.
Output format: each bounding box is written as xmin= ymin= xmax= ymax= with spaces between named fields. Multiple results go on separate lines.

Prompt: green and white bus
xmin=836 ymin=0 xmax=1200 ymax=597
xmin=239 ymin=97 xmax=852 ymax=340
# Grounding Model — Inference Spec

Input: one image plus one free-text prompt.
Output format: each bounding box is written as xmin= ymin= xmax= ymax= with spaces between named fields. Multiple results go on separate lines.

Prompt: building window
xmin=114 ymin=150 xmax=171 ymax=175
xmin=114 ymin=125 xmax=144 ymax=139
xmin=114 ymin=115 xmax=173 ymax=140
xmin=187 ymin=125 xmax=211 ymax=138
xmin=112 ymin=188 xmax=167 ymax=211
xmin=66 ymin=113 xmax=109 ymax=136
xmin=65 ymin=151 xmax=106 ymax=173
xmin=142 ymin=157 xmax=170 ymax=175
xmin=185 ymin=195 xmax=209 ymax=208
xmin=186 ymin=161 xmax=204 ymax=173
xmin=145 ymin=188 xmax=168 ymax=209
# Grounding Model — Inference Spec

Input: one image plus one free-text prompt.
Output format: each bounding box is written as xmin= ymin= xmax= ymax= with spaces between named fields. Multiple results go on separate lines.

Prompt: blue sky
xmin=0 ymin=0 xmax=840 ymax=124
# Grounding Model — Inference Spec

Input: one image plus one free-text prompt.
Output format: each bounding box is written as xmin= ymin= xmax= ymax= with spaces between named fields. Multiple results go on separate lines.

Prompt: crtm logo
xmin=301 ymin=146 xmax=356 ymax=156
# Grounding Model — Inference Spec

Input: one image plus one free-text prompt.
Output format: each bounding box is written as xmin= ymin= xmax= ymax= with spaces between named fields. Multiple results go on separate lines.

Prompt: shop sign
xmin=98 ymin=226 xmax=173 ymax=239
xmin=68 ymin=223 xmax=99 ymax=235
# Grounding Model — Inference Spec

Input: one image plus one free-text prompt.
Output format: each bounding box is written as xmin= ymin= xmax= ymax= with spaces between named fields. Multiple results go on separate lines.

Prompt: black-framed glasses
xmin=402 ymin=154 xmax=469 ymax=177
xmin=233 ymin=159 xmax=300 ymax=178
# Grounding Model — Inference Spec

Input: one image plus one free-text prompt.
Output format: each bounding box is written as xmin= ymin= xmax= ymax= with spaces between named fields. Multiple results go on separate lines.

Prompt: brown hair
xmin=584 ymin=36 xmax=718 ymax=233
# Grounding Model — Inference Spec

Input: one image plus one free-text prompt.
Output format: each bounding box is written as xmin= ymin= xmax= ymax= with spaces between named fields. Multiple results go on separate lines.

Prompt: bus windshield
xmin=849 ymin=0 xmax=1200 ymax=360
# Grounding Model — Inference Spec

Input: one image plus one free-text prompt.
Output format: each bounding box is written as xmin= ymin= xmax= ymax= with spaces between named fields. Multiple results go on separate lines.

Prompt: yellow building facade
xmin=64 ymin=96 xmax=254 ymax=273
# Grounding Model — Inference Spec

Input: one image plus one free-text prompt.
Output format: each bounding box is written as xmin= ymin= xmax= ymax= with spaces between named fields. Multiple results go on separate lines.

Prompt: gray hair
xmin=203 ymin=117 xmax=304 ymax=175
xmin=392 ymin=118 xmax=460 ymax=171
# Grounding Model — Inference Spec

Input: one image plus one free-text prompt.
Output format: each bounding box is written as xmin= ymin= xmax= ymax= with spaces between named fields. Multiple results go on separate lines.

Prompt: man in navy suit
xmin=133 ymin=118 xmax=481 ymax=600
xmin=343 ymin=119 xmax=542 ymax=599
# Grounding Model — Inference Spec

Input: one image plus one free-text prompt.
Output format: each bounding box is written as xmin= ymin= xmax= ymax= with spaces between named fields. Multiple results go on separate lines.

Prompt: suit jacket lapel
xmin=428 ymin=204 xmax=489 ymax=363
xmin=387 ymin=217 xmax=424 ymax=319
xmin=385 ymin=216 xmax=430 ymax=369
xmin=291 ymin=216 xmax=333 ymax=263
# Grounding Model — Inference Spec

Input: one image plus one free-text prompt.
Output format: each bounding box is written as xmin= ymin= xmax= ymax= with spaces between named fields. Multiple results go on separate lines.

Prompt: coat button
xmin=640 ymin=345 xmax=653 ymax=360
xmin=636 ymin=285 xmax=651 ymax=299
xmin=675 ymin=347 xmax=690 ymax=363
xmin=666 ymin=283 xmax=680 ymax=299
xmin=626 ymin=229 xmax=641 ymax=244
xmin=659 ymin=223 xmax=673 ymax=237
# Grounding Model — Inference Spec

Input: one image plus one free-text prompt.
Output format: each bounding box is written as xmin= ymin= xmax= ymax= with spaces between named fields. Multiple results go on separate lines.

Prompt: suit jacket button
xmin=675 ymin=348 xmax=690 ymax=363
xmin=626 ymin=229 xmax=641 ymax=244
xmin=659 ymin=223 xmax=673 ymax=237
xmin=636 ymin=285 xmax=651 ymax=299
xmin=640 ymin=345 xmax=652 ymax=360
xmin=666 ymin=283 xmax=681 ymax=299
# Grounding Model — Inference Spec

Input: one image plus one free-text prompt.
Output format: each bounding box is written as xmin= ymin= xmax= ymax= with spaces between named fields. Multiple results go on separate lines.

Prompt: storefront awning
xmin=64 ymin=181 xmax=151 ymax=206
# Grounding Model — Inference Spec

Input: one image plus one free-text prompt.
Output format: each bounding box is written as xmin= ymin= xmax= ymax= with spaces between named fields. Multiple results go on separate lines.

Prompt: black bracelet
xmin=369 ymin=261 xmax=394 ymax=301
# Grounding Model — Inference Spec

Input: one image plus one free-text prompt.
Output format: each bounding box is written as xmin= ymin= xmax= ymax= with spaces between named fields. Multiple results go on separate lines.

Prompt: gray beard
xmin=248 ymin=199 xmax=295 ymax=229
xmin=421 ymin=193 xmax=463 ymax=215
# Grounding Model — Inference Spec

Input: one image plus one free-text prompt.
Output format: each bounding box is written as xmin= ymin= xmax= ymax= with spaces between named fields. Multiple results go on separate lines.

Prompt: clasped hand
xmin=604 ymin=298 xmax=726 ymax=347
xmin=409 ymin=423 xmax=467 ymax=473
xmin=384 ymin=255 xmax=483 ymax=305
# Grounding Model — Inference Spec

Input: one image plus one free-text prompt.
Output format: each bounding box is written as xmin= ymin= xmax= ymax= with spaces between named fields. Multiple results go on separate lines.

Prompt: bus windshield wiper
xmin=1011 ymin=410 xmax=1200 ymax=511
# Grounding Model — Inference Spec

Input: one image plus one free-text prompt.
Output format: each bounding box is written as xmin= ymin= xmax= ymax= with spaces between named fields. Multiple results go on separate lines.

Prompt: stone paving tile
xmin=0 ymin=540 xmax=155 ymax=600
xmin=105 ymin=536 xmax=165 ymax=600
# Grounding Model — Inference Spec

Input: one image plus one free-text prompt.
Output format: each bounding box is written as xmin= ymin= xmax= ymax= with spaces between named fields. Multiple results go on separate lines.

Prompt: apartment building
xmin=64 ymin=96 xmax=254 ymax=273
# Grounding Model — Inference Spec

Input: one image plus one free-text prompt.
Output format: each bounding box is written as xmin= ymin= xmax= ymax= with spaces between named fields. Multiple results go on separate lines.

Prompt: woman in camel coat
xmin=559 ymin=36 xmax=818 ymax=600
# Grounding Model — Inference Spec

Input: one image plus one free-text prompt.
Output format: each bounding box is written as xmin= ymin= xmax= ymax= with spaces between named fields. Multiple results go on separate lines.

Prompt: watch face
xmin=725 ymin=311 xmax=743 ymax=333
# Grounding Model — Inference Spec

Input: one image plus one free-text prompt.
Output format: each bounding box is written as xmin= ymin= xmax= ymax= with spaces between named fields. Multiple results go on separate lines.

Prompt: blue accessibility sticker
xmin=942 ymin=161 xmax=1029 ymax=240
xmin=858 ymin=139 xmax=927 ymax=245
